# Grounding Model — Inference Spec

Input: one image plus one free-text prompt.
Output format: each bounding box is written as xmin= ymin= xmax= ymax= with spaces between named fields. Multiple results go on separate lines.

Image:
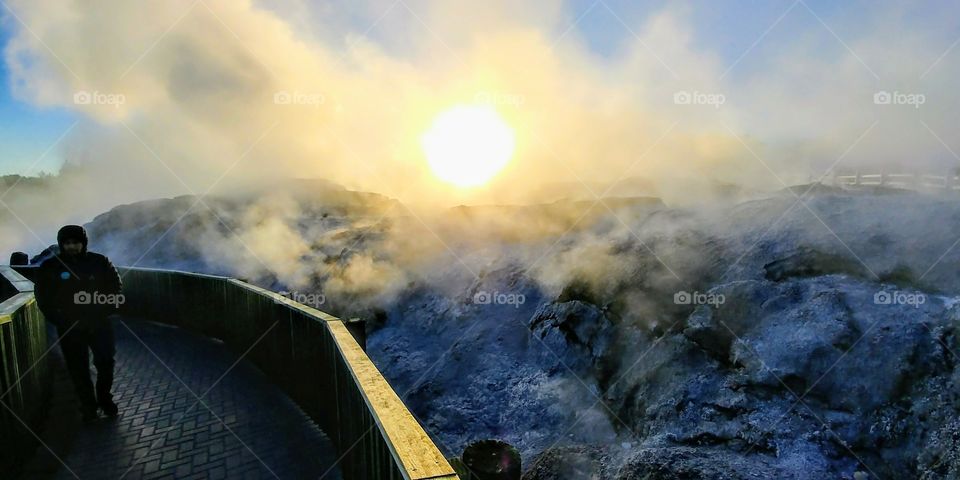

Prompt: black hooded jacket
xmin=34 ymin=225 xmax=123 ymax=328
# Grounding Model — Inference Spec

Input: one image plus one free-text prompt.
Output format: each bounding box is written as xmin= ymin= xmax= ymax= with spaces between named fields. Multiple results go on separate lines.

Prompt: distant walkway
xmin=832 ymin=171 xmax=960 ymax=191
xmin=18 ymin=317 xmax=342 ymax=480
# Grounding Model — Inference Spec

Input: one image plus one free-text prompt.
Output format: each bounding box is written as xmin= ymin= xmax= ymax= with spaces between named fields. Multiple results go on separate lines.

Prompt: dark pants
xmin=57 ymin=319 xmax=116 ymax=410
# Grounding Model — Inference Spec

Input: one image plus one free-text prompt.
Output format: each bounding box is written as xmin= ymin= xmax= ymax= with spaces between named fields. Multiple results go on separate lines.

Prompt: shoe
xmin=99 ymin=398 xmax=119 ymax=417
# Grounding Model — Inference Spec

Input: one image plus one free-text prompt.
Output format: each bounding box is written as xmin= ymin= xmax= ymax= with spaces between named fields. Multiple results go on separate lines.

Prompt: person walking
xmin=34 ymin=225 xmax=123 ymax=422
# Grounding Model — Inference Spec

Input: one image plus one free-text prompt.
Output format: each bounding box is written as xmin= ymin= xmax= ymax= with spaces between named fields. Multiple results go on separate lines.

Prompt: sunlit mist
xmin=421 ymin=105 xmax=515 ymax=188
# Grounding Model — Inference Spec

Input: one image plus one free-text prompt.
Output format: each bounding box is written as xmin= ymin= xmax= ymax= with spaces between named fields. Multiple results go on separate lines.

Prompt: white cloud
xmin=2 ymin=0 xmax=960 ymax=255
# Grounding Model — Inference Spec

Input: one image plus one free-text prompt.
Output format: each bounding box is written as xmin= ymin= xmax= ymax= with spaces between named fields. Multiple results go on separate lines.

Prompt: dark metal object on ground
xmin=9 ymin=252 xmax=28 ymax=266
xmin=461 ymin=440 xmax=521 ymax=480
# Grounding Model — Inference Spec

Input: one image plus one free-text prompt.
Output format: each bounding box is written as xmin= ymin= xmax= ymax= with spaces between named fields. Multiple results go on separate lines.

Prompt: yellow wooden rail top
xmin=0 ymin=293 xmax=35 ymax=325
xmin=0 ymin=266 xmax=35 ymax=325
xmin=326 ymin=319 xmax=455 ymax=479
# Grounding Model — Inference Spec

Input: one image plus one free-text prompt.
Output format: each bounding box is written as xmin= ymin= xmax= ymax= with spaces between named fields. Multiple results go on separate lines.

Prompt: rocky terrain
xmin=49 ymin=182 xmax=960 ymax=479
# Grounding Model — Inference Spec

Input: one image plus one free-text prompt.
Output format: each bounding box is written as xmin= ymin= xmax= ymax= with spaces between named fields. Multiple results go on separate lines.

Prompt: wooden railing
xmin=117 ymin=267 xmax=457 ymax=480
xmin=832 ymin=171 xmax=960 ymax=191
xmin=0 ymin=266 xmax=52 ymax=477
xmin=1 ymin=265 xmax=456 ymax=480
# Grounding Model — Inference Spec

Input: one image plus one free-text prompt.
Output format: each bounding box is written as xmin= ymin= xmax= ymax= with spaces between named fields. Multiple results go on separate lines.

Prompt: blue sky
xmin=0 ymin=0 xmax=956 ymax=176
xmin=570 ymin=0 xmax=844 ymax=60
xmin=0 ymin=24 xmax=76 ymax=176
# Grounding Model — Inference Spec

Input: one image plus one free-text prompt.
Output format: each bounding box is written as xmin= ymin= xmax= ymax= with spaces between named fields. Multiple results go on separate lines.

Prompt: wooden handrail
xmin=117 ymin=267 xmax=457 ymax=480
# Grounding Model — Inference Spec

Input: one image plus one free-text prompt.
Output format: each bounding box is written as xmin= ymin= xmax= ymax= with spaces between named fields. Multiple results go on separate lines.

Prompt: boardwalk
xmin=17 ymin=317 xmax=343 ymax=480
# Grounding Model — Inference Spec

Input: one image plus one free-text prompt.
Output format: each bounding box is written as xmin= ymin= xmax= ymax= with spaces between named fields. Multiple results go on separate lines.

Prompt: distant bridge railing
xmin=0 ymin=266 xmax=52 ymax=477
xmin=832 ymin=172 xmax=960 ymax=191
xmin=5 ymin=266 xmax=456 ymax=480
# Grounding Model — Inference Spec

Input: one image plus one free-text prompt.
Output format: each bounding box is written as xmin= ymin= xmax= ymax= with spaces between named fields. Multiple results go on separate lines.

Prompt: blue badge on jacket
xmin=60 ymin=271 xmax=70 ymax=280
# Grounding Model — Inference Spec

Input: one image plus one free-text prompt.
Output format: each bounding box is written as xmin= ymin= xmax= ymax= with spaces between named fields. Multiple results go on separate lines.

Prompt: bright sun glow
xmin=421 ymin=105 xmax=516 ymax=188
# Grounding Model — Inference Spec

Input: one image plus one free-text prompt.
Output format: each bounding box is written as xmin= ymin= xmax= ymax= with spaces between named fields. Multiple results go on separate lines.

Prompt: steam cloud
xmin=2 ymin=0 xmax=959 ymax=262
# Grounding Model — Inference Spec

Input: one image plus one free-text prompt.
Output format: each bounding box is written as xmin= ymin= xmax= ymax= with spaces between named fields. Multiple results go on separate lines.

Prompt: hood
xmin=56 ymin=225 xmax=88 ymax=255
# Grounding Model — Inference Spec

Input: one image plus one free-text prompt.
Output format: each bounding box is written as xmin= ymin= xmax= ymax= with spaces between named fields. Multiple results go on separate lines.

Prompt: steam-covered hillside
xmin=73 ymin=184 xmax=960 ymax=479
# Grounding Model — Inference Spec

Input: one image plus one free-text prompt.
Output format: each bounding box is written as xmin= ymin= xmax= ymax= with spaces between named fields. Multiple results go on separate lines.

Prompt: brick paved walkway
xmin=19 ymin=317 xmax=343 ymax=480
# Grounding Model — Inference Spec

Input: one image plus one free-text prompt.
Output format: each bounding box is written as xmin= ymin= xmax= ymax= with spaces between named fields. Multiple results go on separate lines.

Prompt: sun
xmin=421 ymin=105 xmax=515 ymax=188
